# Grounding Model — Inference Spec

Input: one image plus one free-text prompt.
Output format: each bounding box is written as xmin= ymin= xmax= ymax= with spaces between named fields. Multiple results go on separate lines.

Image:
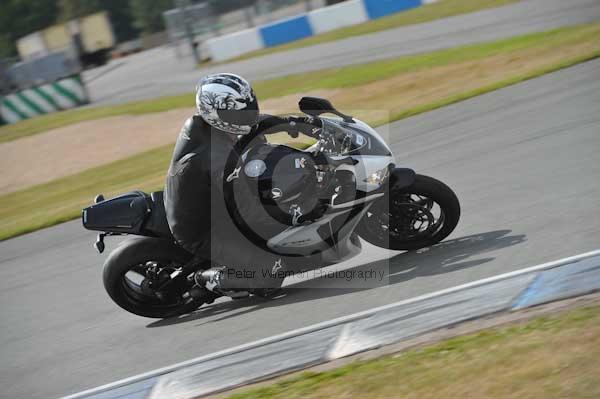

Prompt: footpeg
xmin=226 ymin=290 xmax=250 ymax=299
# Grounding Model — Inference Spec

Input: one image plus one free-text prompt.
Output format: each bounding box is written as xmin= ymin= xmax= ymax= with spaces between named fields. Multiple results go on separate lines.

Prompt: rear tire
xmin=358 ymin=174 xmax=460 ymax=251
xmin=103 ymin=237 xmax=198 ymax=318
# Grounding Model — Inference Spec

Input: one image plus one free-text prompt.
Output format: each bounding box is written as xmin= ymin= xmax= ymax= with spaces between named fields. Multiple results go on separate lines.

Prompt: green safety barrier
xmin=0 ymin=74 xmax=89 ymax=124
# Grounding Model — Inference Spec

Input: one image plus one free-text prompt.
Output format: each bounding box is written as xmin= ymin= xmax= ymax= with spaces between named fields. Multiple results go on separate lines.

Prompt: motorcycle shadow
xmin=147 ymin=229 xmax=526 ymax=327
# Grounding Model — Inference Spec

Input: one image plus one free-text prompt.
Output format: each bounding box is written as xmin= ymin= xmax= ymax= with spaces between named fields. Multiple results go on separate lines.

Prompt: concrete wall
xmin=308 ymin=0 xmax=369 ymax=34
xmin=362 ymin=0 xmax=422 ymax=20
xmin=204 ymin=0 xmax=433 ymax=62
xmin=0 ymin=75 xmax=88 ymax=124
xmin=205 ymin=28 xmax=265 ymax=62
xmin=259 ymin=15 xmax=314 ymax=47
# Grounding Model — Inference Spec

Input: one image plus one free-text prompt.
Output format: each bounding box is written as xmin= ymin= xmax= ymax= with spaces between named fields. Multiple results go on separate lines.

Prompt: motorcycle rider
xmin=164 ymin=73 xmax=321 ymax=299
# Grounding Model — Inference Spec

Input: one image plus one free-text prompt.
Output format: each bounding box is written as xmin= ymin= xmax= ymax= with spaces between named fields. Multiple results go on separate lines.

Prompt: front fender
xmin=389 ymin=167 xmax=416 ymax=190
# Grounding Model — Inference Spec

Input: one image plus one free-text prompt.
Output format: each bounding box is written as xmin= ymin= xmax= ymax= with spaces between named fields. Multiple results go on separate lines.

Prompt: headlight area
xmin=364 ymin=167 xmax=390 ymax=185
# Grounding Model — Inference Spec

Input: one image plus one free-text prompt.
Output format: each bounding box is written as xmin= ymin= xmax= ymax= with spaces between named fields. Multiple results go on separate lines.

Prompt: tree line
xmin=0 ymin=0 xmax=265 ymax=58
xmin=1 ymin=0 xmax=156 ymax=58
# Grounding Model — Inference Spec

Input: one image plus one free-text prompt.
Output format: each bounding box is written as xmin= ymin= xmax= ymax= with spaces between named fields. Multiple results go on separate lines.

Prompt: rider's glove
xmin=287 ymin=119 xmax=300 ymax=138
xmin=285 ymin=116 xmax=321 ymax=138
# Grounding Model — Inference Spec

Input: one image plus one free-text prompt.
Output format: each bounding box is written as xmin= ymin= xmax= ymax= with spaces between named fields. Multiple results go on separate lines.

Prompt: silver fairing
xmin=333 ymin=155 xmax=393 ymax=193
xmin=267 ymin=117 xmax=395 ymax=255
xmin=267 ymin=206 xmax=366 ymax=257
xmin=343 ymin=118 xmax=394 ymax=156
xmin=327 ymin=117 xmax=395 ymax=193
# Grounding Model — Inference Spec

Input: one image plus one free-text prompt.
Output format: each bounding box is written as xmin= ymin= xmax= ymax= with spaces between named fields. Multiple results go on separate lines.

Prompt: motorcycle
xmin=82 ymin=97 xmax=460 ymax=318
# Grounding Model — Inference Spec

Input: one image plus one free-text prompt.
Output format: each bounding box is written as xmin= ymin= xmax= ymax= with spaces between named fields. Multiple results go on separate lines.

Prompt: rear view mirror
xmin=299 ymin=96 xmax=354 ymax=123
xmin=299 ymin=97 xmax=334 ymax=116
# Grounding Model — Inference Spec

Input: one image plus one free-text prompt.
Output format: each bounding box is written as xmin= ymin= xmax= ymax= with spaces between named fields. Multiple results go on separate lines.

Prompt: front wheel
xmin=357 ymin=174 xmax=460 ymax=251
xmin=102 ymin=237 xmax=200 ymax=318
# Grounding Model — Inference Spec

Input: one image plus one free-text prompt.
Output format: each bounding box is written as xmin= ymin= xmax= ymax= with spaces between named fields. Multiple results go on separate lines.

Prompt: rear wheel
xmin=358 ymin=174 xmax=460 ymax=251
xmin=102 ymin=237 xmax=201 ymax=318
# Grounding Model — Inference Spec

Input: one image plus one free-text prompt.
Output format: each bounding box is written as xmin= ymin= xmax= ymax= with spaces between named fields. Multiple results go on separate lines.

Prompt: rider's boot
xmin=194 ymin=267 xmax=250 ymax=299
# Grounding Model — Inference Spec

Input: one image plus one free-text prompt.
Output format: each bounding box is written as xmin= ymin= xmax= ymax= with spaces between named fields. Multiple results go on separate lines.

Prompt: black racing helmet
xmin=195 ymin=73 xmax=259 ymax=135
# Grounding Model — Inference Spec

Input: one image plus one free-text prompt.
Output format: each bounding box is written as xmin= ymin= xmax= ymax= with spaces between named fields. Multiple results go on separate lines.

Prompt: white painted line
xmin=63 ymin=248 xmax=600 ymax=398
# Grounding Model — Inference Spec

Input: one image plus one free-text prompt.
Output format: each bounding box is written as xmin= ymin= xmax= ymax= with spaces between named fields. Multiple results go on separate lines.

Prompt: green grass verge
xmin=0 ymin=93 xmax=193 ymax=144
xmin=381 ymin=51 xmax=600 ymax=126
xmin=253 ymin=24 xmax=600 ymax=97
xmin=227 ymin=304 xmax=600 ymax=399
xmin=226 ymin=0 xmax=521 ymax=63
xmin=1 ymin=24 xmax=599 ymax=240
xmin=0 ymin=145 xmax=172 ymax=239
xmin=0 ymin=23 xmax=594 ymax=144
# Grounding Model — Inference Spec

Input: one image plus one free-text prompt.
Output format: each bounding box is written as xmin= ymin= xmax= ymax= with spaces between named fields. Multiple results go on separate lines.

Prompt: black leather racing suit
xmin=164 ymin=114 xmax=319 ymax=290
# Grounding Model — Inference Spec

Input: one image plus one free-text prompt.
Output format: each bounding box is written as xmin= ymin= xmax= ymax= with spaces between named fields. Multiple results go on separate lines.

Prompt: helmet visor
xmin=217 ymin=97 xmax=259 ymax=127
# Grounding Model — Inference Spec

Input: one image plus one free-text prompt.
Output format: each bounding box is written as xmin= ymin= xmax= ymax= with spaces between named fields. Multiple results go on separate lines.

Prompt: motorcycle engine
xmin=243 ymin=143 xmax=326 ymax=226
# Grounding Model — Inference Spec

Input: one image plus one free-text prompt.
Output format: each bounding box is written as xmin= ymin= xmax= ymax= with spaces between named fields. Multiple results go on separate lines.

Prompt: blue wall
xmin=259 ymin=15 xmax=314 ymax=47
xmin=362 ymin=0 xmax=422 ymax=20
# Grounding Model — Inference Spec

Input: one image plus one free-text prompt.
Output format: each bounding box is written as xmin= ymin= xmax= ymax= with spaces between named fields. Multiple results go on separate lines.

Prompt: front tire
xmin=358 ymin=174 xmax=460 ymax=251
xmin=103 ymin=237 xmax=198 ymax=318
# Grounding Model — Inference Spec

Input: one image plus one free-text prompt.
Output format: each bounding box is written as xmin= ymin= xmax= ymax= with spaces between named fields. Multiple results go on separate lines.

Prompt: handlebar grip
xmin=287 ymin=116 xmax=323 ymax=138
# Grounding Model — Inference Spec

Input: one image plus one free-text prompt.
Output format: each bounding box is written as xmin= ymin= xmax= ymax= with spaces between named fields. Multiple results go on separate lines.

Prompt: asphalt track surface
xmin=85 ymin=0 xmax=600 ymax=105
xmin=2 ymin=59 xmax=600 ymax=399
